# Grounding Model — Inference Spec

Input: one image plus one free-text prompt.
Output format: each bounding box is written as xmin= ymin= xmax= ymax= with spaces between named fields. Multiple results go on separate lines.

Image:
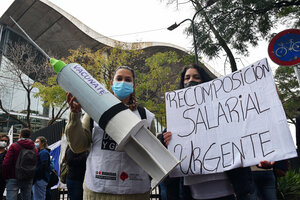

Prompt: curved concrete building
xmin=0 ymin=0 xmax=219 ymax=77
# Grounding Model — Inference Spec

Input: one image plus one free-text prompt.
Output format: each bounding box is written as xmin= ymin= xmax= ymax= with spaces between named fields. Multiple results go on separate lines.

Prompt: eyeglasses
xmin=0 ymin=140 xmax=8 ymax=143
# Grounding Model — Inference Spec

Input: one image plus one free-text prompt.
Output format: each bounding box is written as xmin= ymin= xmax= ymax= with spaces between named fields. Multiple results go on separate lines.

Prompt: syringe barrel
xmin=57 ymin=63 xmax=119 ymax=121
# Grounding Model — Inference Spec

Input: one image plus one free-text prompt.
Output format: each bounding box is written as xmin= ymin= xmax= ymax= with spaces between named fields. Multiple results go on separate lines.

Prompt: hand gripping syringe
xmin=51 ymin=59 xmax=180 ymax=188
xmin=9 ymin=16 xmax=181 ymax=188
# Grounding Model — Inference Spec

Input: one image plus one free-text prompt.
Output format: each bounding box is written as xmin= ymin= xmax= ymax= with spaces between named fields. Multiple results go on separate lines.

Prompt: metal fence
xmin=47 ymin=187 xmax=161 ymax=199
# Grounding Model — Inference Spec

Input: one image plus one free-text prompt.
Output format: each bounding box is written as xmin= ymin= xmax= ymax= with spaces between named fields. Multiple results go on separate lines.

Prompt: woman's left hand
xmin=163 ymin=131 xmax=172 ymax=147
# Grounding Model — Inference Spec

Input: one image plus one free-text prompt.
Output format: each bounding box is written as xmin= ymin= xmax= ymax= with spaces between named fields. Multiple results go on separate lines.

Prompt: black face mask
xmin=184 ymin=81 xmax=200 ymax=88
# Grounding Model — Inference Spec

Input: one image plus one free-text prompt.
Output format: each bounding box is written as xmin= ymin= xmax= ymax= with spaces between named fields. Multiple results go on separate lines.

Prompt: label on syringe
xmin=71 ymin=64 xmax=108 ymax=96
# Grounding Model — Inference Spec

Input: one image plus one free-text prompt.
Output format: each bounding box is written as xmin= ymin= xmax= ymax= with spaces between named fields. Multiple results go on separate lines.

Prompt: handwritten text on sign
xmin=165 ymin=58 xmax=297 ymax=177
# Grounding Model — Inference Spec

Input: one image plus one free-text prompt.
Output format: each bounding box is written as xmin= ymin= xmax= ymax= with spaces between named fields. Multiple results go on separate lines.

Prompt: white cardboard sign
xmin=165 ymin=58 xmax=297 ymax=177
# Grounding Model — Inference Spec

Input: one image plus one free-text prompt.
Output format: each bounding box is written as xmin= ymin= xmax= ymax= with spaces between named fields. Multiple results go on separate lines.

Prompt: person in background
xmin=66 ymin=146 xmax=88 ymax=200
xmin=65 ymin=66 xmax=156 ymax=200
xmin=0 ymin=134 xmax=9 ymax=199
xmin=33 ymin=136 xmax=50 ymax=200
xmin=2 ymin=128 xmax=38 ymax=200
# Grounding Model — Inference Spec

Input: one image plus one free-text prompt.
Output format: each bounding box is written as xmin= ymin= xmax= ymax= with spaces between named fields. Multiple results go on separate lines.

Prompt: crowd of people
xmin=0 ymin=129 xmax=89 ymax=200
xmin=0 ymin=64 xmax=292 ymax=200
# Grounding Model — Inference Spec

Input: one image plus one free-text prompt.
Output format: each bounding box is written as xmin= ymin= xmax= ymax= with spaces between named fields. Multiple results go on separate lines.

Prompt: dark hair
xmin=1 ymin=135 xmax=10 ymax=146
xmin=20 ymin=128 xmax=32 ymax=138
xmin=37 ymin=136 xmax=48 ymax=149
xmin=113 ymin=66 xmax=135 ymax=83
xmin=179 ymin=64 xmax=213 ymax=89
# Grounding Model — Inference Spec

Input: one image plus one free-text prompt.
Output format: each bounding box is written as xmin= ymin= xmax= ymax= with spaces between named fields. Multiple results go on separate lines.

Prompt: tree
xmin=63 ymin=46 xmax=144 ymax=88
xmin=33 ymin=75 xmax=68 ymax=126
xmin=165 ymin=0 xmax=300 ymax=72
xmin=274 ymin=66 xmax=300 ymax=125
xmin=39 ymin=46 xmax=185 ymax=127
xmin=34 ymin=45 xmax=143 ymax=125
xmin=34 ymin=45 xmax=145 ymax=122
xmin=0 ymin=41 xmax=54 ymax=129
xmin=136 ymin=51 xmax=182 ymax=125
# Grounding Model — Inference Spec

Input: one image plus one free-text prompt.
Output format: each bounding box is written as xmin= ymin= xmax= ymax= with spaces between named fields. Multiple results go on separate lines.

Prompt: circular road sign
xmin=268 ymin=29 xmax=300 ymax=66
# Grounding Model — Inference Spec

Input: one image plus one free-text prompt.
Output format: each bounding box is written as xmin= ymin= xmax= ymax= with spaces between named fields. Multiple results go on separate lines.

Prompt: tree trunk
xmin=26 ymin=88 xmax=32 ymax=130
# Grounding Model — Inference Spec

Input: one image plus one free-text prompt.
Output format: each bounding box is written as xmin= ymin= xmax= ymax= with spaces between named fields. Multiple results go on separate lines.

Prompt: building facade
xmin=0 ymin=0 xmax=219 ymax=136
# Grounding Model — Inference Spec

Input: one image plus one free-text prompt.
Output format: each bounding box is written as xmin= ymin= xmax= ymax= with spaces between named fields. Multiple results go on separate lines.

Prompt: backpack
xmin=137 ymin=105 xmax=147 ymax=120
xmin=47 ymin=156 xmax=59 ymax=188
xmin=15 ymin=142 xmax=37 ymax=180
xmin=48 ymin=169 xmax=59 ymax=188
xmin=0 ymin=151 xmax=7 ymax=178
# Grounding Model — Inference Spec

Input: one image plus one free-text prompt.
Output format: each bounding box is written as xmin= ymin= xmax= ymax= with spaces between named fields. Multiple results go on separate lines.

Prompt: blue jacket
xmin=35 ymin=148 xmax=50 ymax=182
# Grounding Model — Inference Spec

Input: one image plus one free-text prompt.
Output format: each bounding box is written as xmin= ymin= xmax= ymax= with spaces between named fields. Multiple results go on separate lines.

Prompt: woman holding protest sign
xmin=161 ymin=64 xmax=257 ymax=200
xmin=65 ymin=66 xmax=156 ymax=200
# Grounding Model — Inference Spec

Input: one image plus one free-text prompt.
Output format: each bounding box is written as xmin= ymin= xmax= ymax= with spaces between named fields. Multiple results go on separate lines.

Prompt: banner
xmin=165 ymin=58 xmax=297 ymax=177
xmin=49 ymin=140 xmax=61 ymax=189
xmin=8 ymin=125 xmax=13 ymax=147
xmin=57 ymin=131 xmax=68 ymax=189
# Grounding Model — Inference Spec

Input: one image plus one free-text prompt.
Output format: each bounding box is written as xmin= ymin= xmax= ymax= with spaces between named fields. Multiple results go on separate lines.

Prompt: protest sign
xmin=165 ymin=58 xmax=297 ymax=177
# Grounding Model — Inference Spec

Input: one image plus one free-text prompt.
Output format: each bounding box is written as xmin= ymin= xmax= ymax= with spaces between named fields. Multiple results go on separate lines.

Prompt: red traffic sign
xmin=268 ymin=29 xmax=300 ymax=66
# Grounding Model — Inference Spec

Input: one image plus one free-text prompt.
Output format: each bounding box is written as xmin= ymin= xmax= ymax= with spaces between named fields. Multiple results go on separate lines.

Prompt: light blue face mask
xmin=112 ymin=81 xmax=134 ymax=99
xmin=35 ymin=142 xmax=40 ymax=148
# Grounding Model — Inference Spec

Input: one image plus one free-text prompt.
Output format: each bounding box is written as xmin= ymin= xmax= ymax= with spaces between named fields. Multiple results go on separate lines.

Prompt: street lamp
xmin=168 ymin=0 xmax=217 ymax=64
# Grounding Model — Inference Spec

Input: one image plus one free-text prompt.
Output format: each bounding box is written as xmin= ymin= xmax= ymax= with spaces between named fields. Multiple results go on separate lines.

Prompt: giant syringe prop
xmin=10 ymin=16 xmax=181 ymax=188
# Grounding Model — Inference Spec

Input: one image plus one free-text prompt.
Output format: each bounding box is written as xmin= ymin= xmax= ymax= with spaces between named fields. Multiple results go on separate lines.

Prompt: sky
xmin=0 ymin=0 xmax=280 ymax=76
xmin=0 ymin=0 xmax=296 ymax=144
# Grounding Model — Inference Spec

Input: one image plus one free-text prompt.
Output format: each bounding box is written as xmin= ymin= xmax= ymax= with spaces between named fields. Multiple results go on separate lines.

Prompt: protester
xmin=32 ymin=136 xmax=51 ymax=200
xmin=65 ymin=66 xmax=156 ymax=199
xmin=0 ymin=134 xmax=9 ymax=199
xmin=162 ymin=65 xmax=268 ymax=200
xmin=66 ymin=146 xmax=88 ymax=200
xmin=2 ymin=128 xmax=38 ymax=200
xmin=161 ymin=64 xmax=236 ymax=200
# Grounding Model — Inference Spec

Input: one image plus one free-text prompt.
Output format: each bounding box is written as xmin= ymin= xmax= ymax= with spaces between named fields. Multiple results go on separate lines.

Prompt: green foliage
xmin=277 ymin=170 xmax=300 ymax=200
xmin=64 ymin=46 xmax=144 ymax=89
xmin=166 ymin=0 xmax=300 ymax=71
xmin=274 ymin=66 xmax=300 ymax=124
xmin=64 ymin=48 xmax=184 ymax=126
xmin=64 ymin=47 xmax=109 ymax=88
xmin=191 ymin=0 xmax=281 ymax=57
xmin=33 ymin=75 xmax=66 ymax=108
xmin=34 ymin=46 xmax=184 ymax=126
xmin=136 ymin=51 xmax=182 ymax=125
xmin=277 ymin=5 xmax=300 ymax=27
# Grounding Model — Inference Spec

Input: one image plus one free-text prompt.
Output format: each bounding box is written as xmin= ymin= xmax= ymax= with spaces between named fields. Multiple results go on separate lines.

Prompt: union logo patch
xmin=120 ymin=172 xmax=129 ymax=181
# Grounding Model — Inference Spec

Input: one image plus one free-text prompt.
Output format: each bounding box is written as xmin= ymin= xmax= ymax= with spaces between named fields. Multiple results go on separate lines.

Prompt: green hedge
xmin=277 ymin=170 xmax=300 ymax=200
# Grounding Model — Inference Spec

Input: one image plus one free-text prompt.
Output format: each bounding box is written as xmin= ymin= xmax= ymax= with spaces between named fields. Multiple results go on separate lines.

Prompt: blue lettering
xmin=80 ymin=72 xmax=87 ymax=77
xmin=72 ymin=65 xmax=107 ymax=95
xmin=73 ymin=65 xmax=81 ymax=70
xmin=73 ymin=65 xmax=83 ymax=73
xmin=88 ymin=79 xmax=98 ymax=88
